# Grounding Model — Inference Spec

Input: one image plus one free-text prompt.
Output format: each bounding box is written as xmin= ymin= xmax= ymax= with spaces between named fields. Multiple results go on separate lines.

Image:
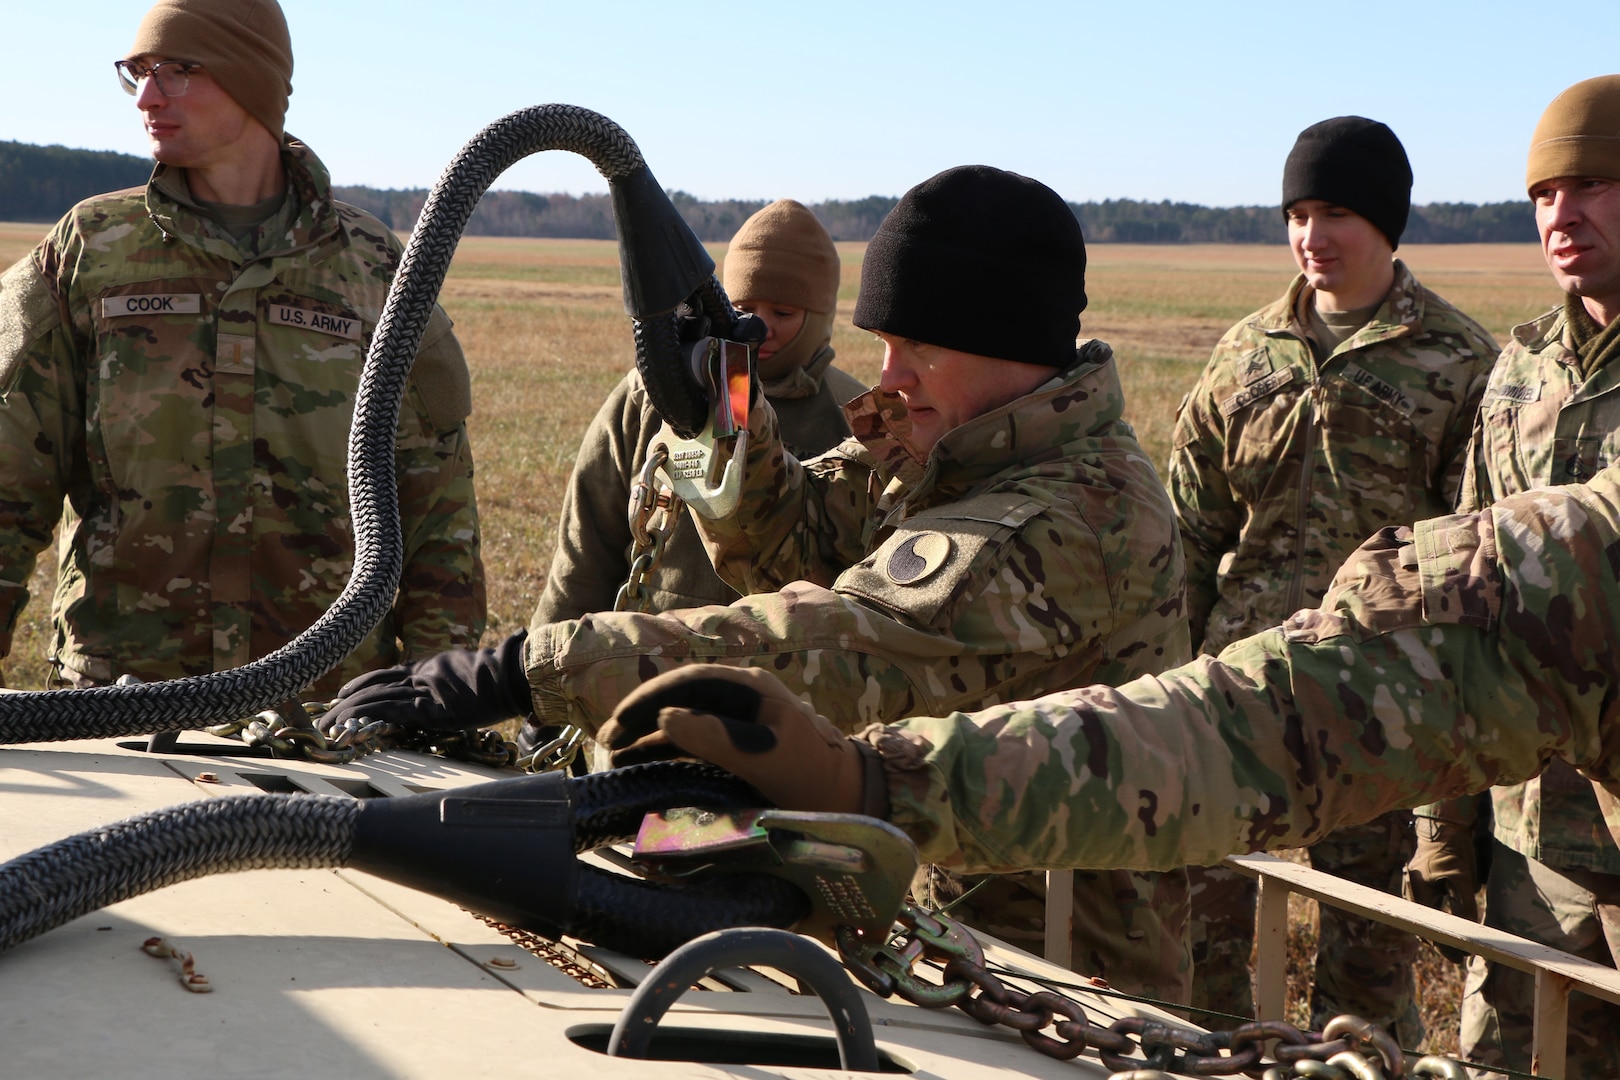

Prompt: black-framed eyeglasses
xmin=114 ymin=59 xmax=201 ymax=98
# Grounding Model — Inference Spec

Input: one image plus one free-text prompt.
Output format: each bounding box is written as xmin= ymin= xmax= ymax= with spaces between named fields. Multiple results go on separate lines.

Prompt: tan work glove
xmin=598 ymin=664 xmax=888 ymax=818
xmin=1404 ymin=817 xmax=1480 ymax=963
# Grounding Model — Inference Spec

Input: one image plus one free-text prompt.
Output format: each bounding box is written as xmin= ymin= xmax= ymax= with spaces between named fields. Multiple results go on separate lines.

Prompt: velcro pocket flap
xmin=1415 ymin=513 xmax=1500 ymax=630
xmin=0 ymin=257 xmax=60 ymax=396
xmin=835 ymin=492 xmax=1047 ymax=629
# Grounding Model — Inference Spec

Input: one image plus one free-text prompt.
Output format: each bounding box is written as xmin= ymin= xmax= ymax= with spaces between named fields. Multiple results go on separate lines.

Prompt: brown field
xmin=0 ymin=222 xmax=1558 ymax=1051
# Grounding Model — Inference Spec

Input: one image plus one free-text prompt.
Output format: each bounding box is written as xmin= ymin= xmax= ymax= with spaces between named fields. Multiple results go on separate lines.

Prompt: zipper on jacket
xmin=1285 ymin=381 xmax=1322 ymax=615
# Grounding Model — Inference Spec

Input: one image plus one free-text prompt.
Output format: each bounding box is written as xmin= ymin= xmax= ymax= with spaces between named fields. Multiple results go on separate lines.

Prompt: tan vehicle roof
xmin=0 ymin=735 xmax=1179 ymax=1078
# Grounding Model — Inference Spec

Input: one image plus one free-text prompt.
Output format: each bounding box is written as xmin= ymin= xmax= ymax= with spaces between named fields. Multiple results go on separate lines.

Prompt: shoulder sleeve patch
xmin=0 ymin=255 xmax=60 ymax=395
xmin=408 ymin=304 xmax=472 ymax=431
xmin=835 ymin=492 xmax=1047 ymax=629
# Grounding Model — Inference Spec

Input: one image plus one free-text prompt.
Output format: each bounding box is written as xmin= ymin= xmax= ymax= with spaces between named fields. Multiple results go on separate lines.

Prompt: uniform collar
xmin=842 ymin=339 xmax=1122 ymax=497
xmin=1504 ymin=305 xmax=1582 ymax=373
xmin=1250 ymin=259 xmax=1425 ymax=351
xmin=143 ymin=136 xmax=340 ymax=263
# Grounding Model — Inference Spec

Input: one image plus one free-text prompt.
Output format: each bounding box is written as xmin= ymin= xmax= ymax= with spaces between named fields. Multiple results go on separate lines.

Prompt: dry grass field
xmin=0 ymin=219 xmax=1561 ymax=1052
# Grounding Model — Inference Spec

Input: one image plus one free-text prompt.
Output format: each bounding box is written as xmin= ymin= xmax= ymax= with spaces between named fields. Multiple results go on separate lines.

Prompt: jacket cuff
xmin=856 ymin=724 xmax=964 ymax=866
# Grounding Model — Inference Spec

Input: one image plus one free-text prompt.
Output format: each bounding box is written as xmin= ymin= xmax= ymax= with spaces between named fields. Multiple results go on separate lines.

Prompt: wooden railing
xmin=1045 ymin=855 xmax=1620 ymax=1078
xmin=1231 ymin=852 xmax=1620 ymax=1079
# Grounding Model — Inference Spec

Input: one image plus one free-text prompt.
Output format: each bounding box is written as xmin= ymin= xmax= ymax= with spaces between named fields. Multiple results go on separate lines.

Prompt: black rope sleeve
xmin=0 ymin=106 xmax=654 ymax=743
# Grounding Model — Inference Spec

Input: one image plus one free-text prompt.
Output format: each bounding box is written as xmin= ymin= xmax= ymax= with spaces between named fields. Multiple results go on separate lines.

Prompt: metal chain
xmin=514 ymin=723 xmax=588 ymax=774
xmin=204 ymin=699 xmax=515 ymax=768
xmin=842 ymin=902 xmax=1469 ymax=1079
xmin=615 ymin=444 xmax=685 ymax=614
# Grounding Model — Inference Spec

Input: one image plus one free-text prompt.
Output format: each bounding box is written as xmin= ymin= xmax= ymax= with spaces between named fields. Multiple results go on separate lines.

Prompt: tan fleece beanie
xmin=723 ymin=200 xmax=841 ymax=315
xmin=1526 ymin=75 xmax=1620 ymax=192
xmin=128 ymin=0 xmax=294 ymax=141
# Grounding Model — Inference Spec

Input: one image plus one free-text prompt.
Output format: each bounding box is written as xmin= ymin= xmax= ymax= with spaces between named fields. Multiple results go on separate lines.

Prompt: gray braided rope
xmin=0 ymin=795 xmax=358 ymax=954
xmin=0 ymin=106 xmax=645 ymax=743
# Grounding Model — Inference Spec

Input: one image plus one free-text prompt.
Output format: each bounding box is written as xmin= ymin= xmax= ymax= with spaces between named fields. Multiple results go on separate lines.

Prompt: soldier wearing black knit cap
xmin=1168 ymin=117 xmax=1500 ymax=1041
xmin=323 ymin=165 xmax=1197 ymax=1002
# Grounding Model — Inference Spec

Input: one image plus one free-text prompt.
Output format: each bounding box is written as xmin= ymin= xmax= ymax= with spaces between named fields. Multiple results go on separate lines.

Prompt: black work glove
xmin=319 ymin=631 xmax=531 ymax=737
xmin=598 ymin=664 xmax=888 ymax=818
xmin=729 ymin=309 xmax=767 ymax=347
xmin=1403 ymin=816 xmax=1481 ymax=964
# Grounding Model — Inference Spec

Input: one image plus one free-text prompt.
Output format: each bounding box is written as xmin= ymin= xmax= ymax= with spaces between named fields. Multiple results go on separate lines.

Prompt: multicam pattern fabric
xmin=528 ymin=340 xmax=1188 ymax=731
xmin=0 ymin=139 xmax=485 ymax=694
xmin=1169 ymin=261 xmax=1498 ymax=655
xmin=527 ymin=341 xmax=1192 ymax=996
xmin=864 ymin=463 xmax=1620 ymax=878
xmin=1458 ymin=842 xmax=1620 ymax=1077
xmin=532 ymin=351 xmax=865 ymax=623
xmin=1167 ymin=262 xmax=1496 ymax=1031
xmin=1436 ymin=303 xmax=1620 ymax=1072
xmin=1450 ymin=306 xmax=1620 ymax=875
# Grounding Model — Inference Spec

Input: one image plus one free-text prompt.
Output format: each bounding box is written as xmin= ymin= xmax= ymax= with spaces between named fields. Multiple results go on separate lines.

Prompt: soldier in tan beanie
xmin=526 ymin=200 xmax=864 ymax=663
xmin=1404 ymin=74 xmax=1620 ymax=1075
xmin=0 ymin=0 xmax=487 ymax=697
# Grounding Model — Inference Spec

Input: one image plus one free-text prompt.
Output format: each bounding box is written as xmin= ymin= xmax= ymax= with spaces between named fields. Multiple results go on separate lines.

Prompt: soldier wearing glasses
xmin=0 ymin=0 xmax=486 ymax=694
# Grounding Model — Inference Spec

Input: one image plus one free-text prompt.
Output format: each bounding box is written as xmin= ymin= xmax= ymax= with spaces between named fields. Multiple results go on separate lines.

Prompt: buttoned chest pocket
xmin=87 ymin=281 xmax=218 ymax=613
xmin=834 ymin=493 xmax=1047 ymax=631
xmin=1316 ymin=366 xmax=1442 ymax=512
xmin=89 ymin=281 xmax=225 ymax=500
xmin=1218 ymin=354 xmax=1307 ymax=501
xmin=254 ymin=290 xmax=371 ymax=486
xmin=1474 ymin=378 xmax=1608 ymax=488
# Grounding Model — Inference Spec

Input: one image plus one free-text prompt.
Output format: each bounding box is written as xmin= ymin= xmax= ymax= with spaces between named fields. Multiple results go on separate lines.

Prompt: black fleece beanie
xmin=853 ymin=165 xmax=1086 ymax=368
xmin=1282 ymin=117 xmax=1412 ymax=249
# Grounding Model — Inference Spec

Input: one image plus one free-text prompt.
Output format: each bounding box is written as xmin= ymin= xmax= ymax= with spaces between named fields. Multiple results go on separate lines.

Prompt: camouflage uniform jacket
xmin=532 ymin=348 xmax=865 ymax=623
xmin=1448 ymin=306 xmax=1620 ymax=873
xmin=866 ymin=464 xmax=1620 ymax=874
xmin=0 ymin=139 xmax=486 ymax=693
xmin=1169 ymin=262 xmax=1497 ymax=654
xmin=527 ymin=340 xmax=1190 ymax=731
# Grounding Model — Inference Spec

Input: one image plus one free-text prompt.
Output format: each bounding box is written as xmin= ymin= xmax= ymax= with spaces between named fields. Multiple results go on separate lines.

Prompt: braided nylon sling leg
xmin=0 ymin=106 xmax=663 ymax=743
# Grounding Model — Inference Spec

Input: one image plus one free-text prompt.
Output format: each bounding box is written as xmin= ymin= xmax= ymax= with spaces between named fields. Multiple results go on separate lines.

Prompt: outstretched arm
xmin=626 ymin=476 xmax=1620 ymax=875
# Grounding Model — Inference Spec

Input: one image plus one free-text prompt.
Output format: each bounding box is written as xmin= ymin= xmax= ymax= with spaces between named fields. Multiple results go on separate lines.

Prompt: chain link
xmin=843 ymin=901 xmax=1469 ymax=1079
xmin=205 ymin=698 xmax=516 ymax=768
xmin=514 ymin=722 xmax=588 ymax=773
xmin=615 ymin=444 xmax=685 ymax=614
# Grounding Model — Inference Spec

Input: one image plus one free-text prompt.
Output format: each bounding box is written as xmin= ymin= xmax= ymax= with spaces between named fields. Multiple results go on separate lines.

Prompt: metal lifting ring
xmin=606 ymin=927 xmax=879 ymax=1070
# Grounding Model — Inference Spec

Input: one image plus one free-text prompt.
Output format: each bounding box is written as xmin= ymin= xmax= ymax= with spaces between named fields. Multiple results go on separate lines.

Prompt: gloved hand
xmin=729 ymin=310 xmax=767 ymax=347
xmin=599 ymin=664 xmax=888 ymax=818
xmin=1404 ymin=816 xmax=1480 ymax=963
xmin=319 ymin=631 xmax=531 ymax=738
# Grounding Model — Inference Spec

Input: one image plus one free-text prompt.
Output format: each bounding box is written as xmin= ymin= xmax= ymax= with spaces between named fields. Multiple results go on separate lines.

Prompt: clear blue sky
xmin=6 ymin=1 xmax=1617 ymax=207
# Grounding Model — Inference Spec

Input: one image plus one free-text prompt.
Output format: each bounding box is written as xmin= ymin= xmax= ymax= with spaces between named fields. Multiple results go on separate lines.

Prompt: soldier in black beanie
xmin=850 ymin=165 xmax=1198 ymax=1002
xmin=854 ymin=164 xmax=1086 ymax=370
xmin=1169 ymin=117 xmax=1499 ymax=1040
xmin=848 ymin=165 xmax=1099 ymax=453
xmin=1283 ymin=116 xmax=1413 ymax=250
xmin=327 ymin=162 xmax=1196 ymax=1005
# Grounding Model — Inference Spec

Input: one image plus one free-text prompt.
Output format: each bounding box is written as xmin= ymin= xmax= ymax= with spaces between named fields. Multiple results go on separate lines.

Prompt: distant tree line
xmin=331 ymin=186 xmax=910 ymax=243
xmin=1 ymin=140 xmax=1537 ymax=244
xmin=1072 ymin=198 xmax=1537 ymax=244
xmin=336 ymin=188 xmax=1538 ymax=244
xmin=0 ymin=141 xmax=151 ymax=223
